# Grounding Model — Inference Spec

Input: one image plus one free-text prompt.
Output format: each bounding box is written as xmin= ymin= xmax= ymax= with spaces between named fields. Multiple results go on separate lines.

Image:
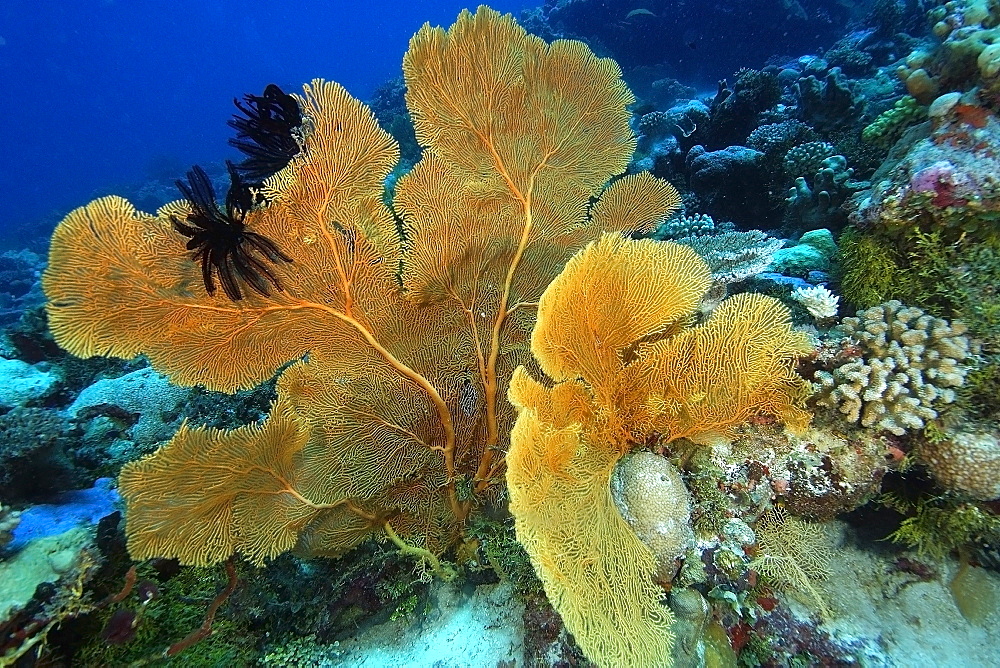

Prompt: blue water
xmin=0 ymin=0 xmax=534 ymax=241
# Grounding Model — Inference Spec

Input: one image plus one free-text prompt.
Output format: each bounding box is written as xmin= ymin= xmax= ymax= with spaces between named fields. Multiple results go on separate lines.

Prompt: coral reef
xmin=850 ymin=96 xmax=1000 ymax=245
xmin=0 ymin=250 xmax=44 ymax=328
xmin=0 ymin=406 xmax=78 ymax=502
xmin=11 ymin=2 xmax=1000 ymax=666
xmin=43 ymin=9 xmax=683 ymax=571
xmin=0 ymin=504 xmax=19 ymax=554
xmin=685 ymin=144 xmax=770 ymax=224
xmin=814 ymin=300 xmax=976 ymax=435
xmin=653 ymin=212 xmax=721 ymax=239
xmin=0 ymin=357 xmax=58 ymax=409
xmin=769 ymin=228 xmax=838 ymax=278
xmin=698 ymin=68 xmax=782 ymax=149
xmin=836 ymin=227 xmax=907 ymax=308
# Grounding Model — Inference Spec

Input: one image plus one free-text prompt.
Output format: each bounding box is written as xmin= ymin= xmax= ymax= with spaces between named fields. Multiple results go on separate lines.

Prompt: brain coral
xmin=815 ymin=300 xmax=975 ymax=435
xmin=919 ymin=425 xmax=1000 ymax=500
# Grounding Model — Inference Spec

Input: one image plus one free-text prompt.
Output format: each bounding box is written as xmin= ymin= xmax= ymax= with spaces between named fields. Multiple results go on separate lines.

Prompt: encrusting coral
xmin=507 ymin=233 xmax=813 ymax=667
xmin=814 ymin=300 xmax=976 ymax=435
xmin=42 ymin=7 xmax=684 ymax=569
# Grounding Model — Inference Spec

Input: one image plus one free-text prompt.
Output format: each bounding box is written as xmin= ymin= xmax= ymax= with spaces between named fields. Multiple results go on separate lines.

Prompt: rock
xmin=770 ymin=243 xmax=831 ymax=276
xmin=68 ymin=367 xmax=190 ymax=445
xmin=0 ymin=358 xmax=58 ymax=408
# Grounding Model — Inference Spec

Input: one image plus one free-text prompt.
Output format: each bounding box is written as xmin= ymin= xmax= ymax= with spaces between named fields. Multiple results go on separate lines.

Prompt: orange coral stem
xmin=474 ymin=192 xmax=536 ymax=492
xmin=164 ymin=559 xmax=238 ymax=658
xmin=317 ymin=305 xmax=464 ymax=520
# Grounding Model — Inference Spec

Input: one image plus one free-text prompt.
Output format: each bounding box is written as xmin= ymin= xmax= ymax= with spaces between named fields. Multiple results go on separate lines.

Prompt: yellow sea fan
xmin=507 ymin=372 xmax=674 ymax=667
xmin=118 ymin=399 xmax=325 ymax=567
xmin=751 ymin=507 xmax=833 ymax=619
xmin=507 ymin=235 xmax=814 ymax=667
xmin=530 ymin=233 xmax=711 ymax=387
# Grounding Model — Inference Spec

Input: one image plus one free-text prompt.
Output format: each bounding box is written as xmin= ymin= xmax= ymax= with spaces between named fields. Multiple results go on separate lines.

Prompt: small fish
xmin=625 ymin=8 xmax=656 ymax=19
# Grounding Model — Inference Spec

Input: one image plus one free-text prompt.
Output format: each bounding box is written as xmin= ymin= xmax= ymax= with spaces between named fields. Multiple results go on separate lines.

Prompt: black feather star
xmin=172 ymin=162 xmax=292 ymax=301
xmin=228 ymin=84 xmax=303 ymax=185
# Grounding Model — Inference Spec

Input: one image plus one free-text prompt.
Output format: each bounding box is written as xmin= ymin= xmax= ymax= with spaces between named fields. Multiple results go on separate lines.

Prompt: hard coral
xmin=919 ymin=423 xmax=1000 ymax=500
xmin=862 ymin=95 xmax=928 ymax=148
xmin=814 ymin=300 xmax=976 ymax=435
xmin=794 ymin=68 xmax=864 ymax=132
xmin=612 ymin=451 xmax=695 ymax=582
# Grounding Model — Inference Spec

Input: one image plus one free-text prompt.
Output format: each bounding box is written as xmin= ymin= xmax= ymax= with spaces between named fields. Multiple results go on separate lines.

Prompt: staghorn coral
xmin=507 ymin=233 xmax=812 ymax=667
xmin=814 ymin=300 xmax=976 ymax=435
xmin=43 ymin=8 xmax=681 ymax=568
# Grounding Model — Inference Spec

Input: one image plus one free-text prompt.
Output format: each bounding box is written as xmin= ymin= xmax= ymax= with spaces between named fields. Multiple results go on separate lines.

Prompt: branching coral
xmin=862 ymin=95 xmax=927 ymax=148
xmin=43 ymin=8 xmax=680 ymax=568
xmin=507 ymin=233 xmax=813 ymax=666
xmin=814 ymin=300 xmax=975 ymax=435
xmin=791 ymin=285 xmax=840 ymax=320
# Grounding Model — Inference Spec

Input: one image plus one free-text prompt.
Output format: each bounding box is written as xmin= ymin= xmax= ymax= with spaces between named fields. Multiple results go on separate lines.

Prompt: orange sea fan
xmin=43 ymin=7 xmax=682 ymax=568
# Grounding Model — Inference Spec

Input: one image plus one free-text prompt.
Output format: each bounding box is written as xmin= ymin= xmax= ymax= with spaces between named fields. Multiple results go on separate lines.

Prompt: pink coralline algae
xmin=848 ymin=100 xmax=999 ymax=233
xmin=909 ymin=160 xmax=974 ymax=208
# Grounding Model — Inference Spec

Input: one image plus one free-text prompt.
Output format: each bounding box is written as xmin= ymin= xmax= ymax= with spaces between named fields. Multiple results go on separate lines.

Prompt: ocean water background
xmin=0 ymin=0 xmax=535 ymax=246
xmin=0 ymin=0 xmax=857 ymax=248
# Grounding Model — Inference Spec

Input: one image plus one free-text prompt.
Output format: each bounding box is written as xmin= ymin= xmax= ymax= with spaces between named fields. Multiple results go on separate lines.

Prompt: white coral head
xmin=791 ymin=285 xmax=840 ymax=319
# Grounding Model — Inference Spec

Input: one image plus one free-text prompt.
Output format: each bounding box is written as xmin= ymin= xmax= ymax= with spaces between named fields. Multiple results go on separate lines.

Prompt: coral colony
xmin=3 ymin=1 xmax=1000 ymax=666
